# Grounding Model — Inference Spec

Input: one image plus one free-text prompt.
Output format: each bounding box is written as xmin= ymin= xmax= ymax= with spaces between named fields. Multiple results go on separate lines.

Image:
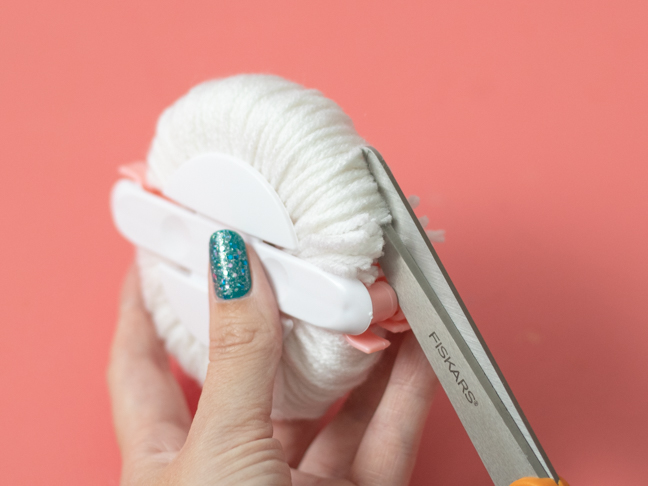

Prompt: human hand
xmin=108 ymin=231 xmax=438 ymax=485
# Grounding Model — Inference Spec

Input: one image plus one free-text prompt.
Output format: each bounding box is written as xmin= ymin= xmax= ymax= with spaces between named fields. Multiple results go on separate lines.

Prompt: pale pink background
xmin=1 ymin=1 xmax=646 ymax=484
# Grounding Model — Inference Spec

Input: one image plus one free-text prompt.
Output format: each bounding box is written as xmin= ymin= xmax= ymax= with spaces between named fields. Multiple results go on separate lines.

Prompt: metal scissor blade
xmin=363 ymin=147 xmax=559 ymax=486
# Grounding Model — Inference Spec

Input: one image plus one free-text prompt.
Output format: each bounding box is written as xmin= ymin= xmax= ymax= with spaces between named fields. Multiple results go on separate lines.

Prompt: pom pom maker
xmin=111 ymin=153 xmax=407 ymax=353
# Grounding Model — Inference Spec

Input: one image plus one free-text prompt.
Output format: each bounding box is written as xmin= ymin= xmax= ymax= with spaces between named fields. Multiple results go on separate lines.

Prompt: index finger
xmin=350 ymin=332 xmax=438 ymax=486
xmin=107 ymin=263 xmax=192 ymax=457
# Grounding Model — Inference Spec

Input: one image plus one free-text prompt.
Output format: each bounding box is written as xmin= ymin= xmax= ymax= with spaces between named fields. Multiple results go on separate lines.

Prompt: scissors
xmin=363 ymin=147 xmax=568 ymax=486
xmin=111 ymin=148 xmax=568 ymax=486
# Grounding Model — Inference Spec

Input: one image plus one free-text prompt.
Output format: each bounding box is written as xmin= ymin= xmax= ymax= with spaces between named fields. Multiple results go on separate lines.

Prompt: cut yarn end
xmin=137 ymin=74 xmax=392 ymax=420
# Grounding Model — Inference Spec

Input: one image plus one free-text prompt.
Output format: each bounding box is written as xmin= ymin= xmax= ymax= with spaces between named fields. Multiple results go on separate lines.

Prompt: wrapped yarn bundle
xmin=137 ymin=74 xmax=391 ymax=419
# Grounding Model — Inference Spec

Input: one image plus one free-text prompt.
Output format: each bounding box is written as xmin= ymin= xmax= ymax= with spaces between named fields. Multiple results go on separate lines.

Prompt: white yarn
xmin=138 ymin=74 xmax=392 ymax=419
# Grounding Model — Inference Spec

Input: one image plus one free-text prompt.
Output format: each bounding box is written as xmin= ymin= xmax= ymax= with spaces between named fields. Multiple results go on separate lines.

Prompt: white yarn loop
xmin=138 ymin=74 xmax=391 ymax=419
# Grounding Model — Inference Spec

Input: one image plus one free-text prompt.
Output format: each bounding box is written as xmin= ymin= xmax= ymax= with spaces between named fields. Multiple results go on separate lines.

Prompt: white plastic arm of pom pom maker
xmin=111 ymin=153 xmax=377 ymax=345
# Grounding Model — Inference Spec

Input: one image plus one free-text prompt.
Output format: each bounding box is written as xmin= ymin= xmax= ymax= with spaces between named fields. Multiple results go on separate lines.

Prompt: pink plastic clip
xmin=376 ymin=318 xmax=410 ymax=333
xmin=344 ymin=280 xmax=411 ymax=354
xmin=368 ymin=281 xmax=399 ymax=324
xmin=345 ymin=327 xmax=391 ymax=354
xmin=118 ymin=162 xmax=163 ymax=195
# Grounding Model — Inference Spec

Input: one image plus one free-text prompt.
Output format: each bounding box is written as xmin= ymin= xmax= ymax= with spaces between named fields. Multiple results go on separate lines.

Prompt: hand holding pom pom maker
xmin=111 ymin=147 xmax=568 ymax=486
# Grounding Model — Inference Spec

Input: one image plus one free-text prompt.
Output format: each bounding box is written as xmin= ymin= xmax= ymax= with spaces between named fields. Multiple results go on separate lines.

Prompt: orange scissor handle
xmin=510 ymin=478 xmax=569 ymax=486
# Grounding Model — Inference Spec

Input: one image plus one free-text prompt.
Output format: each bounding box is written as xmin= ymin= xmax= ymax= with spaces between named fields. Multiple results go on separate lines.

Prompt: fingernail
xmin=210 ymin=230 xmax=251 ymax=300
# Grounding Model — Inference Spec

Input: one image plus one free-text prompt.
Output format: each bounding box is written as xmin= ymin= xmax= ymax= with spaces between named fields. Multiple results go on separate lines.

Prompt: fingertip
xmin=209 ymin=229 xmax=252 ymax=301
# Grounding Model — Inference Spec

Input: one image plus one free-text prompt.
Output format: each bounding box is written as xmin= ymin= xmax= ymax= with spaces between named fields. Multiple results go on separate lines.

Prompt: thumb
xmin=191 ymin=229 xmax=283 ymax=445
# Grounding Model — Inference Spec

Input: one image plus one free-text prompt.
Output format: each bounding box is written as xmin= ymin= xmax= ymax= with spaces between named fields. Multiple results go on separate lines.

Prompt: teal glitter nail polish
xmin=210 ymin=230 xmax=251 ymax=300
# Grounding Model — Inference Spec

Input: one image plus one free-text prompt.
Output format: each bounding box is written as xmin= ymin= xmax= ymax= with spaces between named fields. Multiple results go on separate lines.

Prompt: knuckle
xmin=213 ymin=412 xmax=275 ymax=442
xmin=209 ymin=315 xmax=277 ymax=359
xmin=390 ymin=371 xmax=434 ymax=402
xmin=210 ymin=318 xmax=258 ymax=350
